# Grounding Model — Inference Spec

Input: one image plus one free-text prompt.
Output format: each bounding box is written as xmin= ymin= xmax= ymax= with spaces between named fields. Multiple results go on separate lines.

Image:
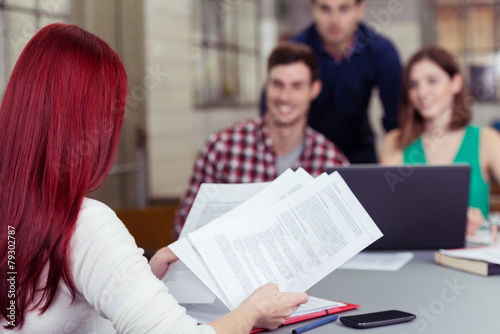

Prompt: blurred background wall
xmin=1 ymin=0 xmax=500 ymax=210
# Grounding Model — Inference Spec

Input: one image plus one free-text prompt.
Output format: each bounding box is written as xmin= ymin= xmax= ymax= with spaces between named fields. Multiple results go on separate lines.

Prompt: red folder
xmin=250 ymin=301 xmax=360 ymax=333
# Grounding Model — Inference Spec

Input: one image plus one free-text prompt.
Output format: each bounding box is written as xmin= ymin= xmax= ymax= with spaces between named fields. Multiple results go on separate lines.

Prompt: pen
xmin=291 ymin=314 xmax=339 ymax=334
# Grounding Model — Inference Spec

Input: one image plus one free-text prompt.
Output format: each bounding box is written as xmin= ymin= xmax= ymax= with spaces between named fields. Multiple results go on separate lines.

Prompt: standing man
xmin=262 ymin=0 xmax=402 ymax=163
xmin=174 ymin=42 xmax=348 ymax=235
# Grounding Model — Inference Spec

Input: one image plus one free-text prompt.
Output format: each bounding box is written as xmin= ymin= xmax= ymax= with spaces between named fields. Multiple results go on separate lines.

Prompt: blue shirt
xmin=261 ymin=23 xmax=402 ymax=163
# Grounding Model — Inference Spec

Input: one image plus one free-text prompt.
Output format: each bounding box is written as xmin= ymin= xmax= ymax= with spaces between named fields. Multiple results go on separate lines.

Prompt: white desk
xmin=272 ymin=251 xmax=500 ymax=333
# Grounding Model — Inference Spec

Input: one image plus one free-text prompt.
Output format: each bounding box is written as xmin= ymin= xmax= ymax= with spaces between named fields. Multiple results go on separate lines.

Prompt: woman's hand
xmin=240 ymin=283 xmax=309 ymax=330
xmin=208 ymin=283 xmax=308 ymax=334
xmin=148 ymin=246 xmax=178 ymax=279
xmin=466 ymin=208 xmax=485 ymax=237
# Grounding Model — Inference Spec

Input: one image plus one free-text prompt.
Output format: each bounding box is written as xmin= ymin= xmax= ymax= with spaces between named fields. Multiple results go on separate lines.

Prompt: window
xmin=426 ymin=0 xmax=500 ymax=102
xmin=0 ymin=0 xmax=71 ymax=95
xmin=191 ymin=0 xmax=259 ymax=107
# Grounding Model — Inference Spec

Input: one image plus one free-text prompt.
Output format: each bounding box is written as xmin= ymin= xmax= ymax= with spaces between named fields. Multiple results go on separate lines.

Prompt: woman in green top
xmin=381 ymin=46 xmax=500 ymax=237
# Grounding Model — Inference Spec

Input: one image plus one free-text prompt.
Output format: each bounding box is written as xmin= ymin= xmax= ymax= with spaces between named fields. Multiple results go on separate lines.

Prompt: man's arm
xmin=374 ymin=39 xmax=403 ymax=132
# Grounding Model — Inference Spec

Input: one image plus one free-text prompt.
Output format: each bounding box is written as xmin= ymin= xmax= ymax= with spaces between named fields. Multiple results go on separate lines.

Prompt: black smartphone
xmin=339 ymin=310 xmax=416 ymax=329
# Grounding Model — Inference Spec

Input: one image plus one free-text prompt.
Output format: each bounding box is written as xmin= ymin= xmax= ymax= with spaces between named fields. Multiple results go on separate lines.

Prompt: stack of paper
xmin=162 ymin=168 xmax=383 ymax=320
xmin=438 ymin=246 xmax=500 ymax=264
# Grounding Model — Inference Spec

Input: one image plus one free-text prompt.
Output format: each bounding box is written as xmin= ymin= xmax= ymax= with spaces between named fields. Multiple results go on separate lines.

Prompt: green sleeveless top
xmin=403 ymin=125 xmax=489 ymax=217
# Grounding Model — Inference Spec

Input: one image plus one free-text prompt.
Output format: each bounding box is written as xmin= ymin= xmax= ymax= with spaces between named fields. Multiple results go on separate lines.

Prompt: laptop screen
xmin=326 ymin=165 xmax=470 ymax=250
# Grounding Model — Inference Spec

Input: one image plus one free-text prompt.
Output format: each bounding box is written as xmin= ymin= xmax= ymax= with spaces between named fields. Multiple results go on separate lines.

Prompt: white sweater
xmin=1 ymin=198 xmax=216 ymax=334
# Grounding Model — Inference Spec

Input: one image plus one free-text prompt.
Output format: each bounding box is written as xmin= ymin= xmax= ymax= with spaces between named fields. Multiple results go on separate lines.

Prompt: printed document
xmin=163 ymin=169 xmax=313 ymax=303
xmin=171 ymin=170 xmax=382 ymax=310
xmin=162 ymin=181 xmax=267 ymax=303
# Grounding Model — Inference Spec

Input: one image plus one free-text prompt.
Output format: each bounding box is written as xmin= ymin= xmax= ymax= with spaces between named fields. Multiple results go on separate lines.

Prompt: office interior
xmin=2 ymin=0 xmax=500 ymax=249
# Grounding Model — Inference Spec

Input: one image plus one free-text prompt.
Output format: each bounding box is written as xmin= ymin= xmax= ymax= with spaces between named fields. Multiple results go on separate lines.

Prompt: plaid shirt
xmin=173 ymin=117 xmax=348 ymax=235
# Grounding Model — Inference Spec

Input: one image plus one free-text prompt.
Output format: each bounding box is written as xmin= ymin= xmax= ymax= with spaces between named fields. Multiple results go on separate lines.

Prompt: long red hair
xmin=0 ymin=23 xmax=128 ymax=328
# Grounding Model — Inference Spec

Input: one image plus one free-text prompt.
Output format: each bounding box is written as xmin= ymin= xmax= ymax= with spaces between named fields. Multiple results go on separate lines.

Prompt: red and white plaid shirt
xmin=173 ymin=117 xmax=348 ymax=235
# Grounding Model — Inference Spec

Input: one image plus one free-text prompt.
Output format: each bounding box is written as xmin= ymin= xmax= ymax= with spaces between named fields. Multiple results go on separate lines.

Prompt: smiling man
xmin=173 ymin=42 xmax=348 ymax=235
xmin=262 ymin=0 xmax=402 ymax=164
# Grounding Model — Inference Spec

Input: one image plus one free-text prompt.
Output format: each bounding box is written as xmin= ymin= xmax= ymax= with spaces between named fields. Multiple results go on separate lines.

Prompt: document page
xmin=339 ymin=252 xmax=414 ymax=271
xmin=164 ymin=169 xmax=313 ymax=304
xmin=180 ymin=182 xmax=269 ymax=238
xmin=188 ymin=172 xmax=383 ymax=310
xmin=163 ymin=181 xmax=267 ymax=303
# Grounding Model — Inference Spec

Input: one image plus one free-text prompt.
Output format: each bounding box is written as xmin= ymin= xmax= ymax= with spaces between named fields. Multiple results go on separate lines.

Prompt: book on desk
xmin=434 ymin=247 xmax=500 ymax=276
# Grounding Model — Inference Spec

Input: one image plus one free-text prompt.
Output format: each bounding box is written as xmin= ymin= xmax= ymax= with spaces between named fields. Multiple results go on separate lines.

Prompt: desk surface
xmin=272 ymin=251 xmax=500 ymax=333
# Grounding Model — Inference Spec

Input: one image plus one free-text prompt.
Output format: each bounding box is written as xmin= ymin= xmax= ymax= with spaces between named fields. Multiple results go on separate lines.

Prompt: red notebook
xmin=250 ymin=301 xmax=360 ymax=333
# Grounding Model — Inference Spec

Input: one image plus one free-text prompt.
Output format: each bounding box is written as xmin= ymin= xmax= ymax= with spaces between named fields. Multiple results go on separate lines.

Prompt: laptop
xmin=326 ymin=165 xmax=470 ymax=250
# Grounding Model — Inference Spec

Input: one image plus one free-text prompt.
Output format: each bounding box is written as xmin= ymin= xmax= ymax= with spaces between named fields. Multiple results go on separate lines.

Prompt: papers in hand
xmin=163 ymin=168 xmax=383 ymax=310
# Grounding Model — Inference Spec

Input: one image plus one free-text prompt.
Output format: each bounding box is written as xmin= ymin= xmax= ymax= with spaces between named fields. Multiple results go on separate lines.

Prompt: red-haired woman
xmin=381 ymin=46 xmax=500 ymax=238
xmin=0 ymin=24 xmax=307 ymax=334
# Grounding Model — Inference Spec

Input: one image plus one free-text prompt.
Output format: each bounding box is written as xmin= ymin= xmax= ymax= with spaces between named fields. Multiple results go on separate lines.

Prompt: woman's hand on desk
xmin=149 ymin=246 xmax=178 ymax=279
xmin=466 ymin=208 xmax=485 ymax=237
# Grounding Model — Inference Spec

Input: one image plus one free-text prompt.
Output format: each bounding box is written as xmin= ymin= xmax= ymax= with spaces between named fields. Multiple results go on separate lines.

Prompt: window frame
xmin=424 ymin=0 xmax=500 ymax=102
xmin=191 ymin=0 xmax=260 ymax=109
xmin=0 ymin=0 xmax=71 ymax=95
